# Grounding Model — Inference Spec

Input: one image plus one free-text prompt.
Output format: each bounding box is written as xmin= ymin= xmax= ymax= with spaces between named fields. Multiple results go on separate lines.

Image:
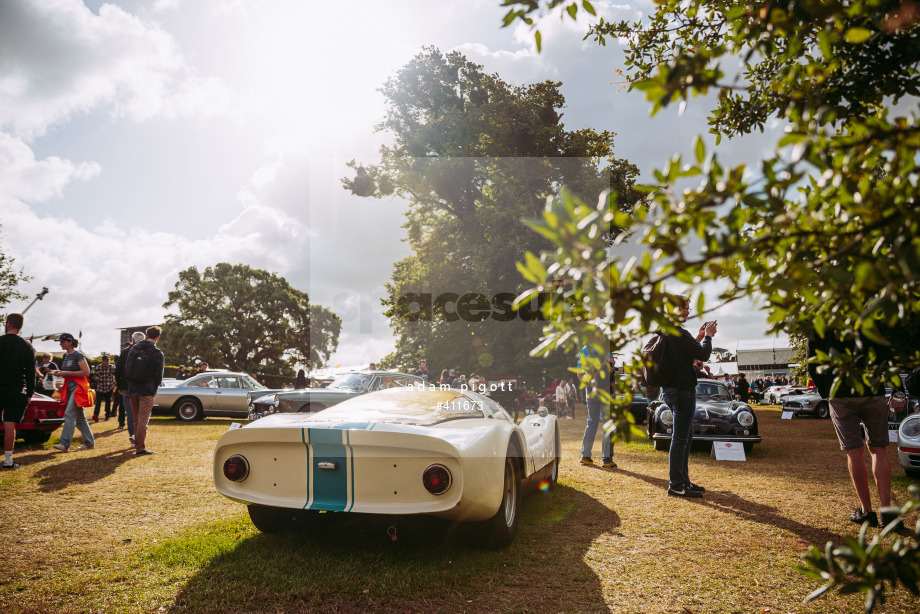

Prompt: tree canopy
xmin=0 ymin=225 xmax=30 ymax=311
xmin=343 ymin=46 xmax=641 ymax=383
xmin=159 ymin=263 xmax=341 ymax=376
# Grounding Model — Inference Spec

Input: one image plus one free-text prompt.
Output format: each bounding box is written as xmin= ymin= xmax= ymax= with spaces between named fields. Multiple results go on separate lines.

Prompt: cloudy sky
xmin=1 ymin=0 xmax=784 ymax=368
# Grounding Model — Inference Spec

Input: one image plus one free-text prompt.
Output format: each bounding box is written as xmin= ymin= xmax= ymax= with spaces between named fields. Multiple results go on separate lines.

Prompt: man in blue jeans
xmin=661 ymin=299 xmax=717 ymax=498
xmin=578 ymin=346 xmax=615 ymax=468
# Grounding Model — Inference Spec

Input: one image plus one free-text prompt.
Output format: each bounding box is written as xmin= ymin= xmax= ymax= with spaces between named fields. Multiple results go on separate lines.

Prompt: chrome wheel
xmin=176 ymin=398 xmax=202 ymax=421
xmin=501 ymin=457 xmax=518 ymax=527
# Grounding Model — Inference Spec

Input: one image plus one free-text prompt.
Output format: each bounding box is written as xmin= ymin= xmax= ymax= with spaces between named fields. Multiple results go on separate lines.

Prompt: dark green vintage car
xmin=247 ymin=370 xmax=423 ymax=420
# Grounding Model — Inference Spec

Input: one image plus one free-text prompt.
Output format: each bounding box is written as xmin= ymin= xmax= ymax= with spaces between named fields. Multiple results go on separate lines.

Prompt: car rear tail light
xmin=223 ymin=454 xmax=250 ymax=482
xmin=422 ymin=464 xmax=451 ymax=495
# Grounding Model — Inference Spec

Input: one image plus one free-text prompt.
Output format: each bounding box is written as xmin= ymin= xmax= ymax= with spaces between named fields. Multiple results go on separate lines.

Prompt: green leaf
xmin=582 ymin=1 xmax=596 ymax=16
xmin=843 ymin=28 xmax=873 ymax=44
xmin=567 ymin=3 xmax=577 ymax=19
xmin=694 ymin=135 xmax=705 ymax=164
xmin=535 ymin=30 xmax=542 ymax=53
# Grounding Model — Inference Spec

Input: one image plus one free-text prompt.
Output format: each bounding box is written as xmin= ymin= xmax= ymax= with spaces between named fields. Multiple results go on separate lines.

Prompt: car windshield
xmin=329 ymin=373 xmax=374 ymax=391
xmin=697 ymin=382 xmax=732 ymax=400
xmin=242 ymin=375 xmax=266 ymax=390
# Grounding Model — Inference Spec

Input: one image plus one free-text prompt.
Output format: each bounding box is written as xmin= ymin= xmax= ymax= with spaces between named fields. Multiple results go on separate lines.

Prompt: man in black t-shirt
xmin=414 ymin=360 xmax=432 ymax=385
xmin=0 ymin=313 xmax=36 ymax=469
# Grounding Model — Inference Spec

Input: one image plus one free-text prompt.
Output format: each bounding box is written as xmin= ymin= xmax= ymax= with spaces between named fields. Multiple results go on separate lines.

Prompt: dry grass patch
xmin=1 ymin=405 xmax=917 ymax=613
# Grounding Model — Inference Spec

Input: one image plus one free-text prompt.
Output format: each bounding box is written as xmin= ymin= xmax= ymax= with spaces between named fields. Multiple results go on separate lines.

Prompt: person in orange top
xmin=52 ymin=333 xmax=95 ymax=452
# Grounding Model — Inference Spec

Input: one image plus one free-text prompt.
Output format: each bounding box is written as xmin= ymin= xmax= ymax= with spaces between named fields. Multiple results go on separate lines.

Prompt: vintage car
xmin=647 ymin=379 xmax=763 ymax=452
xmin=627 ymin=393 xmax=649 ymax=424
xmin=0 ymin=392 xmax=66 ymax=444
xmin=154 ymin=370 xmax=273 ymax=421
xmin=762 ymin=385 xmax=809 ymax=405
xmin=215 ymin=387 xmax=560 ymax=547
xmin=885 ymin=377 xmax=919 ymax=430
xmin=780 ymin=391 xmax=830 ymax=419
xmin=248 ymin=370 xmax=422 ymax=420
xmin=897 ymin=413 xmax=920 ymax=478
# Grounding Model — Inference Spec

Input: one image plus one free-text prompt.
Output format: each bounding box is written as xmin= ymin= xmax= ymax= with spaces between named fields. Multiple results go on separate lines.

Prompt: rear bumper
xmin=214 ymin=425 xmax=503 ymax=521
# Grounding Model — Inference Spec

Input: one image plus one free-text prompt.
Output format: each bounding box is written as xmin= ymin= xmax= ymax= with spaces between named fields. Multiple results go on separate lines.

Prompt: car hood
xmin=695 ymin=399 xmax=751 ymax=419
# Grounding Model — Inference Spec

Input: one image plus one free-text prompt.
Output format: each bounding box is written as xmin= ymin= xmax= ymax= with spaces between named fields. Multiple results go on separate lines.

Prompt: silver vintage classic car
xmin=155 ymin=371 xmax=274 ymax=421
xmin=248 ymin=370 xmax=423 ymax=420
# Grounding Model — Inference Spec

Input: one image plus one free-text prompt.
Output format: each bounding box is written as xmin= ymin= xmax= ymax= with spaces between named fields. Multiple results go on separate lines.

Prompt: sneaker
xmin=53 ymin=443 xmax=68 ymax=452
xmin=580 ymin=457 xmax=594 ymax=465
xmin=135 ymin=450 xmax=156 ymax=456
xmin=75 ymin=445 xmax=95 ymax=451
xmin=849 ymin=508 xmax=878 ymax=527
xmin=667 ymin=486 xmax=703 ymax=498
xmin=129 ymin=436 xmax=135 ymax=444
xmin=566 ymin=416 xmax=572 ymax=420
xmin=1 ymin=462 xmax=21 ymax=469
xmin=685 ymin=482 xmax=706 ymax=493
xmin=880 ymin=510 xmax=902 ymax=530
xmin=92 ymin=415 xmax=99 ymax=423
xmin=602 ymin=460 xmax=617 ymax=469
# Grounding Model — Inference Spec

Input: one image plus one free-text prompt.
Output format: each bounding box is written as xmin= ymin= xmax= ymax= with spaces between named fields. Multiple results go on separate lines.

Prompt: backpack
xmin=905 ymin=366 xmax=920 ymax=398
xmin=641 ymin=332 xmax=670 ymax=387
xmin=125 ymin=345 xmax=153 ymax=384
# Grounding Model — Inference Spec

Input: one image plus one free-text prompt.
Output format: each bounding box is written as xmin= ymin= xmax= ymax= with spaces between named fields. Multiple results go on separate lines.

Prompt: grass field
xmin=1 ymin=404 xmax=917 ymax=613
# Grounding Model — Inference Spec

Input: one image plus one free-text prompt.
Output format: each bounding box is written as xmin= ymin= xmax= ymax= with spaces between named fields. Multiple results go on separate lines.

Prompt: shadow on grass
xmin=149 ymin=416 xmax=240 ymax=428
xmin=33 ymin=449 xmax=136 ymax=492
xmin=616 ymin=467 xmax=845 ymax=545
xmin=165 ymin=485 xmax=617 ymax=613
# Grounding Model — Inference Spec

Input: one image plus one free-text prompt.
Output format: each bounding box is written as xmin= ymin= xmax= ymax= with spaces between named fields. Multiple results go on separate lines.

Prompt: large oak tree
xmin=344 ymin=46 xmax=641 ymax=385
xmin=159 ymin=263 xmax=340 ymax=376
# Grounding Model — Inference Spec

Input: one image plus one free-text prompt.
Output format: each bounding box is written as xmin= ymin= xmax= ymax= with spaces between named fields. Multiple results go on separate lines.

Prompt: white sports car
xmin=214 ymin=386 xmax=561 ymax=547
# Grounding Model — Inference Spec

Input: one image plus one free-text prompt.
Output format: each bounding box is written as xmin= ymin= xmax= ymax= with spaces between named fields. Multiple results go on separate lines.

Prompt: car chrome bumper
xmin=651 ymin=433 xmax=763 ymax=444
xmin=36 ymin=418 xmax=66 ymax=425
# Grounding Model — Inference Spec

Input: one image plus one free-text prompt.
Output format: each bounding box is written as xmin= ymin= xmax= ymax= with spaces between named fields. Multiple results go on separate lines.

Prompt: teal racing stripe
xmin=307 ymin=428 xmax=348 ymax=511
xmin=301 ymin=428 xmax=311 ymax=509
xmin=346 ymin=430 xmax=355 ymax=512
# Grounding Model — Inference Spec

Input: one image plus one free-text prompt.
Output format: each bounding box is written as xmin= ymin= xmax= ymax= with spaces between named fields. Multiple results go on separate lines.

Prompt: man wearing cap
xmin=52 ymin=332 xmax=95 ymax=452
xmin=1 ymin=313 xmax=35 ymax=469
xmin=126 ymin=326 xmax=164 ymax=456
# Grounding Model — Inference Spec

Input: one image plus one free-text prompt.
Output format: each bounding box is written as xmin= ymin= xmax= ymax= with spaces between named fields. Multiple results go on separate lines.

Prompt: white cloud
xmin=0 ymin=131 xmax=101 ymax=203
xmin=0 ymin=0 xmax=235 ymax=140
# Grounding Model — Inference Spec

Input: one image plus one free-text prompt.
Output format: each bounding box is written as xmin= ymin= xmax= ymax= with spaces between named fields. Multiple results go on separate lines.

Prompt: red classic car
xmin=0 ymin=392 xmax=66 ymax=444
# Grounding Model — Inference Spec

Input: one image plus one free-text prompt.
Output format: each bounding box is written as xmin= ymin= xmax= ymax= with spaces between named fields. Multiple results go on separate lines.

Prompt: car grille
xmin=904 ymin=452 xmax=920 ymax=469
xmin=783 ymin=401 xmax=804 ymax=409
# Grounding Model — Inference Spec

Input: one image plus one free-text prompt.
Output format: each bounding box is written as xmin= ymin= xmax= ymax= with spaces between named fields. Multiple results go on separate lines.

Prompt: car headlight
xmin=737 ymin=411 xmax=755 ymax=428
xmin=900 ymin=415 xmax=920 ymax=439
xmin=660 ymin=409 xmax=673 ymax=426
xmin=272 ymin=394 xmax=280 ymax=408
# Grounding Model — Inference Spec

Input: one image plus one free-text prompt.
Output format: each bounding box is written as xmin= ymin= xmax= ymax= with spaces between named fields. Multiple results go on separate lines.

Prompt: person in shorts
xmin=808 ymin=329 xmax=899 ymax=528
xmin=0 ymin=313 xmax=36 ymax=469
